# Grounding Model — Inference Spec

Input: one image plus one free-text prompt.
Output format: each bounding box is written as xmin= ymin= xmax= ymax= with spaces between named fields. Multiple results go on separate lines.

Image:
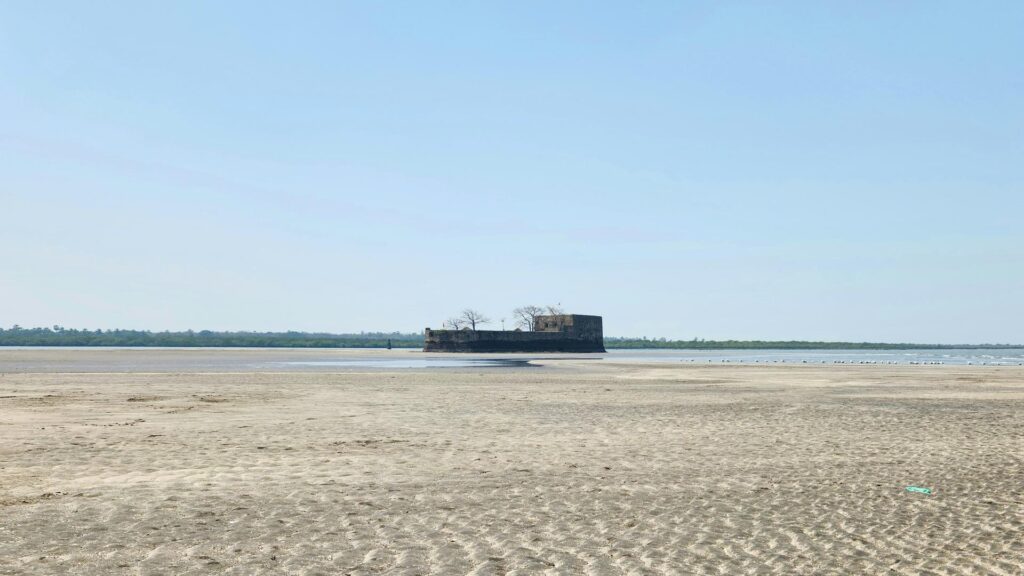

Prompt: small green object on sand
xmin=905 ymin=486 xmax=932 ymax=495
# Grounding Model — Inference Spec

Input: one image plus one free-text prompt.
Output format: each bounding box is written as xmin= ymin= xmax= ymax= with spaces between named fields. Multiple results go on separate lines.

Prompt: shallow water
xmin=276 ymin=348 xmax=1024 ymax=368
xmin=1 ymin=347 xmax=1022 ymax=373
xmin=601 ymin=348 xmax=1024 ymax=366
xmin=281 ymin=358 xmax=535 ymax=369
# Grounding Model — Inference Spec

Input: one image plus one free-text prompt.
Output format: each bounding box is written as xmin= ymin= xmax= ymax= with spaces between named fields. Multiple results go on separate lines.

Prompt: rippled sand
xmin=1 ymin=349 xmax=1022 ymax=575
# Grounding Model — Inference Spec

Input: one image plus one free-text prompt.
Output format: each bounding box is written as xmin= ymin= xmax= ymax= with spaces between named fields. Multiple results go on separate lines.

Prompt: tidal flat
xmin=1 ymin=349 xmax=1022 ymax=575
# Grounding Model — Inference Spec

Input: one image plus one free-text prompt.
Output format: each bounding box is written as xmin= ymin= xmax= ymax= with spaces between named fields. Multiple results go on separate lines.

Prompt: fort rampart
xmin=423 ymin=314 xmax=605 ymax=353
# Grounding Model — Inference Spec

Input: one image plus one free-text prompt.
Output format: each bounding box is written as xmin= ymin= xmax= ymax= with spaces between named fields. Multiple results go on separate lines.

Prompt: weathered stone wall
xmin=532 ymin=315 xmax=603 ymax=341
xmin=424 ymin=314 xmax=605 ymax=353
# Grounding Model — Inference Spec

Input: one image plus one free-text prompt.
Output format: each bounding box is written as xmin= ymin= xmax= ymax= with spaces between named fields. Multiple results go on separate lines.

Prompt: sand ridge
xmin=1 ymin=351 xmax=1022 ymax=575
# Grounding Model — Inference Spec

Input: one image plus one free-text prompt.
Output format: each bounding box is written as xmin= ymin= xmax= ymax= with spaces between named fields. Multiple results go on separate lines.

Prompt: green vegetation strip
xmin=1 ymin=327 xmax=1019 ymax=349
xmin=0 ymin=327 xmax=424 ymax=348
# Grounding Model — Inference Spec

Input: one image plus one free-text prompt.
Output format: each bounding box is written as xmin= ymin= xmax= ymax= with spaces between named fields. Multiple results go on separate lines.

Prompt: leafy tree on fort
xmin=459 ymin=309 xmax=490 ymax=331
xmin=512 ymin=305 xmax=544 ymax=331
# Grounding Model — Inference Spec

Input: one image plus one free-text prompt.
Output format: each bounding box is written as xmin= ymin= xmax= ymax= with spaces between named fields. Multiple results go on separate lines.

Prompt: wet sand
xmin=1 ymin=349 xmax=1022 ymax=575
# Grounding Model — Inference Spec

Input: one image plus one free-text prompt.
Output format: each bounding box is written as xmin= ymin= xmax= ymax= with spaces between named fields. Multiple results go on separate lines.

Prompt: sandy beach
xmin=1 ymin=349 xmax=1022 ymax=575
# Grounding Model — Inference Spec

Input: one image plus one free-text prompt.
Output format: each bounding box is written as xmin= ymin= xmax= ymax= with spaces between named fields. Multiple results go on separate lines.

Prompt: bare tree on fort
xmin=545 ymin=304 xmax=564 ymax=316
xmin=512 ymin=305 xmax=544 ymax=331
xmin=459 ymin=309 xmax=490 ymax=331
xmin=446 ymin=317 xmax=466 ymax=330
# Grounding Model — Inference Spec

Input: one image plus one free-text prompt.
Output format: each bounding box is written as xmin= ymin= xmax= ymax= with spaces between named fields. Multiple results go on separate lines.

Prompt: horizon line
xmin=0 ymin=325 xmax=1020 ymax=348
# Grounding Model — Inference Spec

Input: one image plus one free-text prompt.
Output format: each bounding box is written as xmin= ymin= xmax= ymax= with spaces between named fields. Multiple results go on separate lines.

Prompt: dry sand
xmin=1 ymin=349 xmax=1022 ymax=575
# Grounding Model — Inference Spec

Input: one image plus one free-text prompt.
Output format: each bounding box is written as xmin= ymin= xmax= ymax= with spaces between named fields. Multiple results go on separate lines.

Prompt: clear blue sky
xmin=2 ymin=2 xmax=1021 ymax=343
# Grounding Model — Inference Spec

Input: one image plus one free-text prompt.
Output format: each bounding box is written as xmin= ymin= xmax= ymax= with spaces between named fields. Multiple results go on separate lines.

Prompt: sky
xmin=1 ymin=2 xmax=1022 ymax=343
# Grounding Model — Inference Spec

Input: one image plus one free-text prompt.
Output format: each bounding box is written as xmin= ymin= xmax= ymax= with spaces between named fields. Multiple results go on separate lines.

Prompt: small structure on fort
xmin=424 ymin=314 xmax=605 ymax=353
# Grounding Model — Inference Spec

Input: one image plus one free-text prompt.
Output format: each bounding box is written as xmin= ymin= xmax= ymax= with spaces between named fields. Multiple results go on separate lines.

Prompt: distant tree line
xmin=1 ymin=326 xmax=1017 ymax=349
xmin=0 ymin=326 xmax=424 ymax=348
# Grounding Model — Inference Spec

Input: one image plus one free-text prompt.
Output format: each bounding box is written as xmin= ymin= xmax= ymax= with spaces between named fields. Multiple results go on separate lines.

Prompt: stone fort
xmin=423 ymin=314 xmax=605 ymax=353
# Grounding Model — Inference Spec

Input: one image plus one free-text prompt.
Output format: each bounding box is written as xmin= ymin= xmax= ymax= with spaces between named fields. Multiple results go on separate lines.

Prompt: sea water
xmin=277 ymin=348 xmax=1024 ymax=368
xmin=1 ymin=347 xmax=1021 ymax=372
xmin=599 ymin=348 xmax=1024 ymax=366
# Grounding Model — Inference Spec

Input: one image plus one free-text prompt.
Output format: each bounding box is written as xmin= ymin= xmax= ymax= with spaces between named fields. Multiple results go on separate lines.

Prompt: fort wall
xmin=424 ymin=314 xmax=605 ymax=353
